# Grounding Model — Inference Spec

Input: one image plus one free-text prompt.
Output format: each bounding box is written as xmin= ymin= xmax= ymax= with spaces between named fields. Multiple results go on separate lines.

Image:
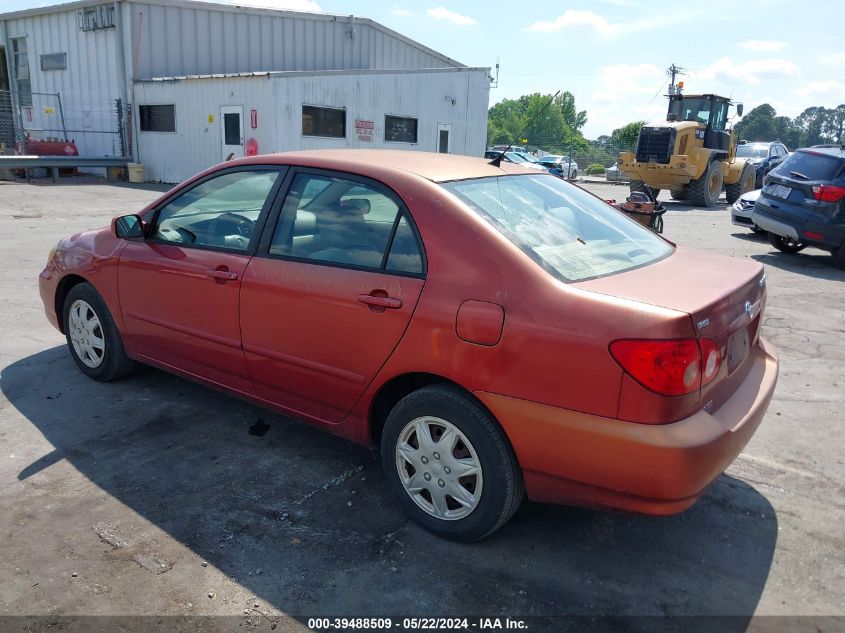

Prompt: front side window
xmin=385 ymin=115 xmax=418 ymax=143
xmin=269 ymin=173 xmax=423 ymax=273
xmin=139 ymin=105 xmax=176 ymax=132
xmin=302 ymin=105 xmax=345 ymax=138
xmin=441 ymin=174 xmax=673 ymax=282
xmin=153 ymin=170 xmax=280 ymax=251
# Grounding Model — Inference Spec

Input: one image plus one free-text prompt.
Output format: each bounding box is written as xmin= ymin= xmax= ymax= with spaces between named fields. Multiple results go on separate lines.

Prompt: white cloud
xmin=692 ymin=57 xmax=799 ymax=85
xmin=738 ymin=40 xmax=787 ymax=52
xmin=798 ymin=80 xmax=845 ymax=101
xmin=426 ymin=6 xmax=476 ymax=25
xmin=391 ymin=8 xmax=414 ymax=17
xmin=525 ymin=8 xmax=709 ymax=40
xmin=223 ymin=0 xmax=322 ymax=11
xmin=526 ymin=10 xmax=620 ymax=38
xmin=591 ymin=63 xmax=664 ymax=103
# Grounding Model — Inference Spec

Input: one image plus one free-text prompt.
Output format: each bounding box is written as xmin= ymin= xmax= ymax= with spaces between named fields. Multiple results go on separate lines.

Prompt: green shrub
xmin=586 ymin=163 xmax=606 ymax=175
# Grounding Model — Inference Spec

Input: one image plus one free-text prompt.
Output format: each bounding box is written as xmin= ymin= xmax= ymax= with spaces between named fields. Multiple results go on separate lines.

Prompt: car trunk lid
xmin=575 ymin=246 xmax=766 ymax=411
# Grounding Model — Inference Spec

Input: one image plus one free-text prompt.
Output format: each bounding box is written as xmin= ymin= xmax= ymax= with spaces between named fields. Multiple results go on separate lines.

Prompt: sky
xmin=2 ymin=0 xmax=844 ymax=138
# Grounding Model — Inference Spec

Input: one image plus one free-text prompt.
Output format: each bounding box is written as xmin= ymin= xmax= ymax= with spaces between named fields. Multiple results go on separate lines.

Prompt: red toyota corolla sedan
xmin=39 ymin=150 xmax=778 ymax=541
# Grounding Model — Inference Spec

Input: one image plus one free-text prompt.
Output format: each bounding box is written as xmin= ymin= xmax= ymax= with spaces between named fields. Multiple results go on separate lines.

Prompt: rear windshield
xmin=772 ymin=150 xmax=843 ymax=181
xmin=441 ymin=174 xmax=673 ymax=282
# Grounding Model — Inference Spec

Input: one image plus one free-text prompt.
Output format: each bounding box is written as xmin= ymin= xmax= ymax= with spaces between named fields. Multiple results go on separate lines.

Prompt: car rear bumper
xmin=476 ymin=337 xmax=778 ymax=514
xmin=751 ymin=209 xmax=801 ymax=241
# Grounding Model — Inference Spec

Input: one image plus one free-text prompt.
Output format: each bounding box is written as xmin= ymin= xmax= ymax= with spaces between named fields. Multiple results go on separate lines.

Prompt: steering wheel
xmin=209 ymin=212 xmax=255 ymax=247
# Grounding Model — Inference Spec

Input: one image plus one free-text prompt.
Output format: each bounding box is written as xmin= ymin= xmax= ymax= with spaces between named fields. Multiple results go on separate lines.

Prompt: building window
xmin=40 ymin=53 xmax=67 ymax=71
xmin=11 ymin=37 xmax=32 ymax=107
xmin=302 ymin=105 xmax=345 ymax=138
xmin=385 ymin=115 xmax=418 ymax=144
xmin=139 ymin=105 xmax=176 ymax=133
xmin=77 ymin=5 xmax=115 ymax=31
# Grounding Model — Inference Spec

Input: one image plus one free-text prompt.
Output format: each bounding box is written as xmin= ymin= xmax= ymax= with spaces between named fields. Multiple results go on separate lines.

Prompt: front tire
xmin=63 ymin=282 xmax=134 ymax=381
xmin=688 ymin=160 xmax=724 ymax=207
xmin=832 ymin=244 xmax=845 ymax=270
xmin=768 ymin=232 xmax=805 ymax=254
xmin=725 ymin=163 xmax=755 ymax=204
xmin=381 ymin=384 xmax=524 ymax=542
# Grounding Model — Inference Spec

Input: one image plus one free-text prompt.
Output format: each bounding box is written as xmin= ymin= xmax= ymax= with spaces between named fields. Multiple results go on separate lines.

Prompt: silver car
xmin=731 ymin=188 xmax=762 ymax=232
xmin=540 ymin=154 xmax=579 ymax=179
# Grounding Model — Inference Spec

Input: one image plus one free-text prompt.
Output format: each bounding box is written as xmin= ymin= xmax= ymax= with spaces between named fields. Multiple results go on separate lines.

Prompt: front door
xmin=221 ymin=106 xmax=244 ymax=161
xmin=437 ymin=124 xmax=451 ymax=154
xmin=240 ymin=170 xmax=426 ymax=423
xmin=118 ymin=167 xmax=284 ymax=391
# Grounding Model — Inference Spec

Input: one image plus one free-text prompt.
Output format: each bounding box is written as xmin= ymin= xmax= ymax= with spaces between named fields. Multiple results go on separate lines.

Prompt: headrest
xmin=341 ymin=198 xmax=371 ymax=215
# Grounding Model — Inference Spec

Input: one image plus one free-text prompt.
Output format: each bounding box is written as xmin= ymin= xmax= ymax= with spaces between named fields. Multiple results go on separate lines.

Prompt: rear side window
xmin=441 ymin=174 xmax=673 ymax=282
xmin=773 ymin=151 xmax=843 ymax=181
xmin=270 ymin=173 xmax=424 ymax=274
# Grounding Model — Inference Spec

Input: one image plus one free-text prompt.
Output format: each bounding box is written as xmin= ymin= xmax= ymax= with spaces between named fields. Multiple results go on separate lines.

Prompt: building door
xmin=437 ymin=123 xmax=451 ymax=154
xmin=221 ymin=106 xmax=244 ymax=161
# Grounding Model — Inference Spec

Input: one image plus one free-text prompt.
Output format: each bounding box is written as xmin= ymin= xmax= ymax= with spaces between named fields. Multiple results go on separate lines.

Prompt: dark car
xmin=751 ymin=146 xmax=845 ymax=268
xmin=736 ymin=141 xmax=789 ymax=188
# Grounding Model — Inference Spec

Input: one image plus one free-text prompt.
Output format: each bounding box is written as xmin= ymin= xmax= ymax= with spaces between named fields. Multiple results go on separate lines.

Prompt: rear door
xmin=239 ymin=169 xmax=426 ymax=423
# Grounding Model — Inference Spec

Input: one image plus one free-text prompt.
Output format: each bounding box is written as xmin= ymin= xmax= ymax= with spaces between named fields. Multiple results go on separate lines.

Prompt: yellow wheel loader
xmin=618 ymin=93 xmax=756 ymax=207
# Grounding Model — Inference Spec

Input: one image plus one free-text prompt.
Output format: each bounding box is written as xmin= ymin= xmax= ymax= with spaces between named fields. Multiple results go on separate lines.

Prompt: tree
xmin=793 ymin=106 xmax=830 ymax=146
xmin=610 ymin=121 xmax=647 ymax=149
xmin=487 ymin=92 xmax=589 ymax=153
xmin=559 ymin=91 xmax=587 ymax=133
xmin=824 ymin=104 xmax=845 ymax=144
xmin=733 ymin=104 xmax=778 ymax=142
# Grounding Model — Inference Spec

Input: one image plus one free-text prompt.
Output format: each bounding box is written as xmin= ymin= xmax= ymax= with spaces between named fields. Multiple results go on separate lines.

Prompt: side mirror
xmin=112 ymin=214 xmax=144 ymax=239
xmin=736 ymin=103 xmax=744 ymax=117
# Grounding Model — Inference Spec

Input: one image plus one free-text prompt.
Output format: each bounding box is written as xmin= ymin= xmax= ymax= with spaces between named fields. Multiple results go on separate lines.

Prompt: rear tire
xmin=380 ymin=384 xmax=524 ymax=542
xmin=63 ymin=282 xmax=135 ymax=381
xmin=725 ymin=163 xmax=755 ymax=204
xmin=688 ymin=160 xmax=724 ymax=207
xmin=670 ymin=188 xmax=688 ymax=201
xmin=768 ymin=232 xmax=805 ymax=254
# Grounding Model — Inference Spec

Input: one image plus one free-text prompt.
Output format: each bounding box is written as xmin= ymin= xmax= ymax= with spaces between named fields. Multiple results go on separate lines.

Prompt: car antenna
xmin=489 ymin=90 xmax=560 ymax=168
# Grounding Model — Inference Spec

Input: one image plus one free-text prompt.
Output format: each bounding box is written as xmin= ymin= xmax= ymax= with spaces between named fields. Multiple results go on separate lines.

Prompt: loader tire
xmin=725 ymin=163 xmax=756 ymax=204
xmin=688 ymin=161 xmax=724 ymax=208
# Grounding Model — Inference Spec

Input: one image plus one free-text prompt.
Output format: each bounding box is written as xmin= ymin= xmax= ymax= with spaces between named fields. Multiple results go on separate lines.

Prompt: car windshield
xmin=736 ymin=144 xmax=769 ymax=158
xmin=441 ymin=174 xmax=673 ymax=282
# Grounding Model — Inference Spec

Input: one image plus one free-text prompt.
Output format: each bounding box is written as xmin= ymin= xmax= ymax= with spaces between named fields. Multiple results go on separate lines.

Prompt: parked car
xmin=605 ymin=162 xmax=625 ymax=182
xmin=484 ymin=150 xmax=545 ymax=171
xmin=41 ymin=150 xmax=778 ymax=541
xmin=731 ymin=189 xmax=762 ymax=232
xmin=752 ymin=146 xmax=845 ymax=268
xmin=537 ymin=154 xmax=579 ymax=179
xmin=736 ymin=141 xmax=789 ymax=188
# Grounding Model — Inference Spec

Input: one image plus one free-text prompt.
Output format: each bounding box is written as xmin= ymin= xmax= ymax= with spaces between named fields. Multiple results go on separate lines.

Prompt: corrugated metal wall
xmin=134 ymin=69 xmax=490 ymax=183
xmin=1 ymin=6 xmax=123 ymax=157
xmin=130 ymin=2 xmax=457 ymax=80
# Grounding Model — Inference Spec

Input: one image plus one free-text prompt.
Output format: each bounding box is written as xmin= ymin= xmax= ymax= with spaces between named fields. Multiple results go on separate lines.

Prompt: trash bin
xmin=127 ymin=163 xmax=145 ymax=183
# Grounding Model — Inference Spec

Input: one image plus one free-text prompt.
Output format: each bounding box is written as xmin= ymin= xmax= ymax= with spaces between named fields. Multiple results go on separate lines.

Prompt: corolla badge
xmin=744 ymin=301 xmax=754 ymax=319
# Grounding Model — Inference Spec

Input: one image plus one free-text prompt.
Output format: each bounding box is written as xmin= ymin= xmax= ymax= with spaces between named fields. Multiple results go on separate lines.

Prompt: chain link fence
xmin=0 ymin=89 xmax=127 ymax=174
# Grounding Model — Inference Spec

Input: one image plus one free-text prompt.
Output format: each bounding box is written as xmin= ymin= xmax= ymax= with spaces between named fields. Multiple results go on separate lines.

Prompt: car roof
xmin=228 ymin=149 xmax=529 ymax=182
xmin=798 ymin=146 xmax=845 ymax=159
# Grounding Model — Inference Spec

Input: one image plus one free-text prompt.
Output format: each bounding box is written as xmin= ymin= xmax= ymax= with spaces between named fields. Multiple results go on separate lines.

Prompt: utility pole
xmin=667 ymin=63 xmax=686 ymax=95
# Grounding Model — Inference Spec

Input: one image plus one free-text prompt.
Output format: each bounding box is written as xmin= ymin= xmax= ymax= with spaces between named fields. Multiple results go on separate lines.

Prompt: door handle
xmin=358 ymin=294 xmax=402 ymax=309
xmin=206 ymin=269 xmax=239 ymax=281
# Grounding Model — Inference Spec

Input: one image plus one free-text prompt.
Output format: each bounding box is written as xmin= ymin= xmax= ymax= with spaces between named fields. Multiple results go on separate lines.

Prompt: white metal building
xmin=0 ymin=0 xmax=491 ymax=182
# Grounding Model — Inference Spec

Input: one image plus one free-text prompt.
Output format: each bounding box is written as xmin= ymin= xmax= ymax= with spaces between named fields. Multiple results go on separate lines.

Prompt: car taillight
xmin=812 ymin=184 xmax=845 ymax=202
xmin=699 ymin=337 xmax=721 ymax=386
xmin=609 ymin=338 xmax=720 ymax=396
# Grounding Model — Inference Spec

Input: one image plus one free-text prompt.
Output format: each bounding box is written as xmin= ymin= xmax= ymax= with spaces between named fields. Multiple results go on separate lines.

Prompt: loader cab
xmin=667 ymin=94 xmax=732 ymax=152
